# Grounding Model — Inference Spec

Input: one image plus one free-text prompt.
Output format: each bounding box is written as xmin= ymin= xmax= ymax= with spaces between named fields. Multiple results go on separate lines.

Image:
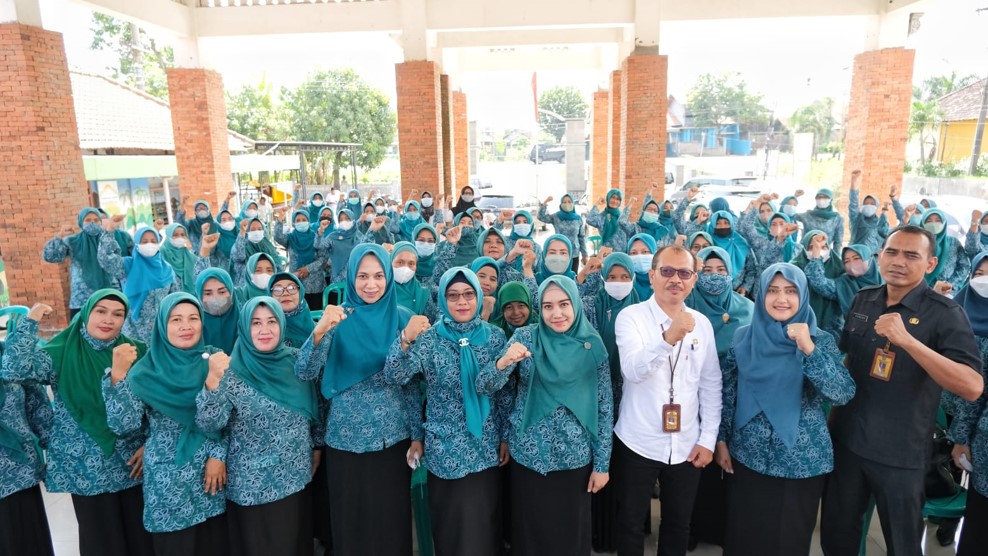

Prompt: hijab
xmin=477 ymin=226 xmax=508 ymax=260
xmin=127 ymin=293 xmax=220 ymax=465
xmin=850 ymin=195 xmax=882 ymax=244
xmin=267 ymin=272 xmax=314 ymax=348
xmin=705 ymin=211 xmax=750 ymax=281
xmin=159 ymin=224 xmax=197 ymax=294
xmin=321 ymin=244 xmax=413 ymax=398
xmin=599 ymin=189 xmax=623 ymax=244
xmin=215 ymin=210 xmax=238 ymax=259
xmin=43 ymin=289 xmax=146 ymax=456
xmin=791 ymin=230 xmax=844 ymax=328
xmin=637 ymin=200 xmax=672 ymax=242
xmin=187 ymin=201 xmax=218 ymax=241
xmin=399 ymin=200 xmax=423 ymax=242
xmin=689 ymin=203 xmax=710 ymax=224
xmin=834 ymin=245 xmax=883 ymax=315
xmin=195 ymin=268 xmax=239 ymax=354
xmin=412 ymin=223 xmax=438 ymax=279
xmin=317 ymin=207 xmax=336 ymax=237
xmin=65 ymin=208 xmax=113 ymax=291
xmin=556 ymin=194 xmax=582 ymax=222
xmin=536 ymin=234 xmax=578 ymax=284
xmin=239 ymin=200 xmax=259 ymax=221
xmin=709 ymin=197 xmax=734 ymax=216
xmin=420 ymin=193 xmax=436 ymax=222
xmin=307 ymin=192 xmax=326 ymax=223
xmin=286 ymin=210 xmax=318 ymax=267
xmin=229 ymin=297 xmax=318 ymax=419
xmin=392 ymin=242 xmax=430 ymax=316
xmin=491 ymin=280 xmax=536 ymax=338
xmin=508 ymin=210 xmax=536 ymax=242
xmin=242 ymin=253 xmax=277 ymax=301
xmin=686 ymin=247 xmax=754 ymax=358
xmin=753 ymin=200 xmax=777 ymax=239
xmin=594 ymin=253 xmax=641 ymax=383
xmin=523 ymin=276 xmax=608 ymax=437
xmin=732 ymin=263 xmax=818 ymax=448
xmin=769 ymin=212 xmax=800 ymax=262
xmin=450 ymin=212 xmax=479 ymax=267
xmin=434 ymin=268 xmax=493 ymax=439
xmin=921 ymin=209 xmax=950 ymax=285
xmin=954 ymin=252 xmax=988 ymax=338
xmin=344 ymin=189 xmax=363 ymax=214
xmin=807 ymin=188 xmax=839 ymax=220
xmin=123 ymin=227 xmax=175 ymax=322
xmin=451 ymin=187 xmax=477 ymax=215
xmin=688 ymin=231 xmax=714 ymax=254
xmin=627 ymin=233 xmax=658 ymax=300
xmin=243 ymin=217 xmax=280 ymax=264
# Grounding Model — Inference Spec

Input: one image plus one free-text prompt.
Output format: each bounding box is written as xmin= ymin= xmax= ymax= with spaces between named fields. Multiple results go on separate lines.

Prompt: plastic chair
xmin=311 ymin=282 xmax=346 ymax=322
xmin=0 ymin=305 xmax=29 ymax=330
xmin=588 ymin=234 xmax=602 ymax=255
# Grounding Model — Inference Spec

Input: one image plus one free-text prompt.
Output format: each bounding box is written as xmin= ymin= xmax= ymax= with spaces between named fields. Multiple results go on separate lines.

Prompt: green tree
xmin=226 ymin=76 xmax=289 ymax=141
xmin=917 ymin=71 xmax=979 ymax=101
xmin=907 ymin=72 xmax=975 ymax=165
xmin=686 ymin=73 xmax=770 ymax=130
xmin=281 ymin=69 xmax=396 ymax=186
xmin=89 ymin=13 xmax=173 ymax=99
xmin=790 ymin=97 xmax=837 ymax=154
xmin=538 ymin=86 xmax=588 ymax=143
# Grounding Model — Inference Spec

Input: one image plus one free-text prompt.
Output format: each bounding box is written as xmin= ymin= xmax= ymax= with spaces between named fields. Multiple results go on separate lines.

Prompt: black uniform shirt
xmin=833 ymin=282 xmax=982 ymax=469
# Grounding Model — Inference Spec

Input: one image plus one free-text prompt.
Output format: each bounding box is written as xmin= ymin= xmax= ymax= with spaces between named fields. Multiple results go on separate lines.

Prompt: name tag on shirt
xmin=870 ymin=348 xmax=895 ymax=381
xmin=662 ymin=404 xmax=681 ymax=432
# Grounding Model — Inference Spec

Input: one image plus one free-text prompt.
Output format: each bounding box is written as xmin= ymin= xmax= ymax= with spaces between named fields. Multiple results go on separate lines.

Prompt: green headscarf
xmin=600 ymin=189 xmax=623 ymax=244
xmin=391 ymin=242 xmax=430 ymax=316
xmin=243 ymin=216 xmax=280 ymax=265
xmin=267 ymin=272 xmax=314 ymax=348
xmin=834 ymin=245 xmax=883 ymax=314
xmin=594 ymin=253 xmax=640 ymax=388
xmin=791 ymin=231 xmax=844 ymax=330
xmin=686 ymin=247 xmax=754 ymax=358
xmin=450 ymin=212 xmax=480 ymax=267
xmin=159 ymin=224 xmax=197 ymax=294
xmin=65 ymin=208 xmax=113 ymax=291
xmin=807 ymin=188 xmax=840 ymax=220
xmin=229 ymin=297 xmax=318 ymax=420
xmin=491 ymin=280 xmax=536 ymax=338
xmin=922 ymin=209 xmax=950 ymax=285
xmin=42 ymin=289 xmax=146 ymax=456
xmin=522 ymin=276 xmax=608 ymax=437
xmin=240 ymin=252 xmax=277 ymax=302
xmin=196 ymin=268 xmax=240 ymax=354
xmin=127 ymin=292 xmax=220 ymax=466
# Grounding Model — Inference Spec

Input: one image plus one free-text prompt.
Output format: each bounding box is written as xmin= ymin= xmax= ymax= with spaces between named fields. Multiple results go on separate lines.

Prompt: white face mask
xmin=631 ymin=254 xmax=652 ymax=274
xmin=169 ymin=237 xmax=187 ymax=249
xmin=137 ymin=243 xmax=159 ymax=257
xmin=415 ymin=241 xmax=436 ymax=257
xmin=375 ymin=205 xmax=386 ymax=214
xmin=202 ymin=295 xmax=233 ymax=316
xmin=513 ymin=223 xmax=532 ymax=236
xmin=845 ymin=259 xmax=870 ymax=278
xmin=461 ymin=194 xmax=474 ymax=203
xmin=981 ymin=224 xmax=988 ymax=236
xmin=421 ymin=198 xmax=434 ymax=208
xmin=782 ymin=204 xmax=797 ymax=216
xmin=219 ymin=221 xmax=236 ymax=232
xmin=604 ymin=281 xmax=634 ymax=301
xmin=312 ymin=199 xmax=323 ymax=207
xmin=970 ymin=275 xmax=988 ymax=298
xmin=544 ymin=254 xmax=571 ymax=274
xmin=806 ymin=247 xmax=830 ymax=262
xmin=195 ymin=209 xmax=209 ymax=219
xmin=294 ymin=222 xmax=310 ymax=233
xmin=924 ymin=222 xmax=945 ymax=236
xmin=393 ymin=266 xmax=416 ymax=284
xmin=816 ymin=198 xmax=831 ymax=209
xmin=247 ymin=230 xmax=264 ymax=243
xmin=251 ymin=272 xmax=273 ymax=289
xmin=245 ymin=209 xmax=258 ymax=219
xmin=337 ymin=221 xmax=354 ymax=231
xmin=860 ymin=204 xmax=878 ymax=218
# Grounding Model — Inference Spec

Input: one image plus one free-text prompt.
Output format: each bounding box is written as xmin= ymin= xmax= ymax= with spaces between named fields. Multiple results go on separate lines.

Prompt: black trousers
xmin=723 ymin=459 xmax=824 ymax=556
xmin=689 ymin=460 xmax=729 ymax=547
xmin=71 ymin=485 xmax=154 ymax=556
xmin=428 ymin=466 xmax=501 ymax=556
xmin=326 ymin=440 xmax=412 ymax=556
xmin=0 ymin=484 xmax=54 ymax=556
xmin=308 ymin=446 xmax=332 ymax=546
xmin=821 ymin=442 xmax=926 ymax=556
xmin=228 ymin=488 xmax=309 ymax=556
xmin=612 ymin=436 xmax=701 ymax=556
xmin=957 ymin=487 xmax=988 ymax=556
xmin=510 ymin=460 xmax=591 ymax=556
xmin=151 ymin=513 xmax=229 ymax=556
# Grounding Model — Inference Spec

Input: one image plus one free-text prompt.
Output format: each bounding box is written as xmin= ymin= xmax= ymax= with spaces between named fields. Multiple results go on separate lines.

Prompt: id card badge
xmin=870 ymin=348 xmax=895 ymax=381
xmin=662 ymin=403 xmax=682 ymax=432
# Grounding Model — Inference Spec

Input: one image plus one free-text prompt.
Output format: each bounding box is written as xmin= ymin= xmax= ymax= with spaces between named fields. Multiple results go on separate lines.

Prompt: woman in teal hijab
xmin=267 ymin=272 xmax=314 ymax=348
xmin=391 ymin=242 xmax=435 ymax=320
xmin=449 ymin=212 xmax=481 ymax=267
xmin=687 ymin=247 xmax=754 ymax=364
xmin=636 ymin=199 xmax=674 ymax=244
xmin=586 ymin=188 xmax=634 ymax=253
xmin=792 ymin=188 xmax=844 ymax=251
xmin=196 ymin=296 xmax=317 ymax=556
xmin=159 ymin=224 xmax=197 ymax=294
xmin=385 ymin=267 xmax=511 ymax=556
xmin=103 ymin=292 xmax=228 ymax=544
xmin=536 ymin=234 xmax=578 ymax=284
xmin=626 ymin=233 xmax=658 ymax=301
xmin=44 ymin=208 xmax=115 ymax=317
xmin=687 ymin=231 xmax=714 ymax=256
xmin=307 ymin=191 xmax=326 ymax=223
xmin=706 ymin=211 xmax=751 ymax=286
xmin=717 ymin=263 xmax=854 ymax=555
xmin=294 ymin=243 xmax=419 ymax=555
xmin=921 ymin=208 xmax=971 ymax=292
xmin=196 ymin=268 xmax=240 ymax=354
xmin=478 ymin=275 xmax=613 ymax=555
xmin=395 ymin=200 xmax=424 ymax=242
xmin=232 ymin=216 xmax=281 ymax=287
xmin=804 ymin=244 xmax=883 ymax=317
xmin=790 ymin=230 xmax=844 ymax=334
xmin=412 ymin=223 xmax=439 ymax=285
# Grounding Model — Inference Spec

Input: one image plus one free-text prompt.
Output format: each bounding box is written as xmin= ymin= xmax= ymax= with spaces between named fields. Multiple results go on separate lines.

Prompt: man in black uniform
xmin=821 ymin=225 xmax=984 ymax=556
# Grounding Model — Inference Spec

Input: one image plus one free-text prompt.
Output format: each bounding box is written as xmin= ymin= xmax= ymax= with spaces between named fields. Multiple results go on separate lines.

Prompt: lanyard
xmin=660 ymin=323 xmax=684 ymax=404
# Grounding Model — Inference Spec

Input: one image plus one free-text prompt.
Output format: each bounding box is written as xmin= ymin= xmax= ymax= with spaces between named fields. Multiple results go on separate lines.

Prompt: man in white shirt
xmin=613 ymin=244 xmax=722 ymax=556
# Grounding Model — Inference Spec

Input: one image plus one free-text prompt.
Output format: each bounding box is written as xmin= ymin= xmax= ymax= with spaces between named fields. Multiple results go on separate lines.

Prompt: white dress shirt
xmin=613 ymin=298 xmax=722 ymax=464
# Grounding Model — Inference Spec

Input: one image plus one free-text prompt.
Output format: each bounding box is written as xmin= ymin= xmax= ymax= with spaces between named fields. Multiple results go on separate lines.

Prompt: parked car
xmin=668 ymin=176 xmax=761 ymax=204
xmin=665 ymin=171 xmax=675 ymax=185
xmin=469 ymin=176 xmax=494 ymax=190
xmin=475 ymin=194 xmax=548 ymax=231
xmin=529 ymin=144 xmax=566 ymax=164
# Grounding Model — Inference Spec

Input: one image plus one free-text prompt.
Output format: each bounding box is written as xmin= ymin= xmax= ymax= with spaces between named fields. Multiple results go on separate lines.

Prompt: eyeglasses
xmin=271 ymin=285 xmax=299 ymax=296
xmin=445 ymin=290 xmax=477 ymax=302
xmin=658 ymin=266 xmax=695 ymax=280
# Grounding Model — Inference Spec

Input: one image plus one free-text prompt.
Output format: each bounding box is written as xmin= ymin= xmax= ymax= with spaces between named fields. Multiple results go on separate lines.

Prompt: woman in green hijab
xmin=196 ymin=268 xmax=240 ymax=354
xmin=1 ymin=291 xmax=153 ymax=556
xmin=196 ymin=296 xmax=318 ymax=556
xmin=790 ymin=230 xmax=844 ymax=335
xmin=43 ymin=207 xmax=116 ymax=318
xmin=237 ymin=252 xmax=278 ymax=303
xmin=231 ymin=216 xmax=283 ymax=287
xmin=159 ymin=223 xmax=198 ymax=294
xmin=391 ymin=241 xmax=437 ymax=321
xmin=491 ymin=281 xmax=538 ymax=339
xmin=478 ymin=275 xmax=613 ymax=555
xmin=103 ymin=292 xmax=230 ymax=554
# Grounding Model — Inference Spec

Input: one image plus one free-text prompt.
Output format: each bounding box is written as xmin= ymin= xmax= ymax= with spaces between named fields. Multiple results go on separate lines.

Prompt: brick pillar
xmin=591 ymin=91 xmax=610 ymax=201
xmin=453 ymin=91 xmax=469 ymax=195
xmin=843 ymin=48 xmax=915 ymax=217
xmin=620 ymin=54 xmax=668 ymax=220
xmin=440 ymin=74 xmax=454 ymax=200
xmin=395 ymin=61 xmax=444 ymax=200
xmin=166 ymin=68 xmax=232 ymax=209
xmin=608 ymin=70 xmax=622 ymax=191
xmin=0 ymin=24 xmax=88 ymax=329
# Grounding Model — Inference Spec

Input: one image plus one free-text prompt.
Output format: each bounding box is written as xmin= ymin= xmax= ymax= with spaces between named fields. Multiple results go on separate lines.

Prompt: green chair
xmin=588 ymin=235 xmax=602 ymax=256
xmin=0 ymin=305 xmax=29 ymax=330
xmin=411 ymin=465 xmax=434 ymax=556
xmin=311 ymin=282 xmax=346 ymax=322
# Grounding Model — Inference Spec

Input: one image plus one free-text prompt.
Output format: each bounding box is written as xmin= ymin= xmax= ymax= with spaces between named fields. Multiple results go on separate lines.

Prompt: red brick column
xmin=608 ymin=70 xmax=622 ymax=191
xmin=620 ymin=54 xmax=668 ymax=220
xmin=440 ymin=74 xmax=454 ymax=200
xmin=843 ymin=48 xmax=915 ymax=218
xmin=591 ymin=91 xmax=610 ymax=202
xmin=453 ymin=91 xmax=469 ymax=195
xmin=0 ymin=24 xmax=89 ymax=329
xmin=166 ymin=68 xmax=233 ymax=209
xmin=395 ymin=61 xmax=444 ymax=201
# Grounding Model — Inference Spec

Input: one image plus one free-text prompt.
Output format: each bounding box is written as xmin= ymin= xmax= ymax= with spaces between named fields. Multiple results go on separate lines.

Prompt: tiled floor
xmin=43 ymin=486 xmax=962 ymax=556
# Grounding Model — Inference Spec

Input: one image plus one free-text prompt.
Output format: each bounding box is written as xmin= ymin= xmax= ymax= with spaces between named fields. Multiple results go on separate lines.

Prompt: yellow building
xmin=937 ymin=78 xmax=988 ymax=164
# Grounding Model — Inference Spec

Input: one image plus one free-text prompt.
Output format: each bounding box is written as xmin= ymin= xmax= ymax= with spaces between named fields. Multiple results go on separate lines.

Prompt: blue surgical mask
xmin=631 ymin=254 xmax=652 ymax=274
xmin=415 ymin=241 xmax=436 ymax=257
xmin=405 ymin=211 xmax=421 ymax=221
xmin=421 ymin=198 xmax=434 ymax=208
xmin=924 ymin=222 xmax=945 ymax=236
xmin=782 ymin=204 xmax=797 ymax=217
xmin=641 ymin=212 xmax=659 ymax=224
xmin=294 ymin=222 xmax=310 ymax=233
xmin=513 ymin=223 xmax=532 ymax=236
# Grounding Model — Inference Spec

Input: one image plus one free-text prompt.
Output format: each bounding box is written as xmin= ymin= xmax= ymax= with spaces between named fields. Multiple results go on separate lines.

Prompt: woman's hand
xmin=587 ymin=472 xmax=609 ymax=493
xmin=787 ymin=323 xmax=815 ymax=356
xmin=127 ymin=445 xmax=145 ymax=479
xmin=27 ymin=303 xmax=53 ymax=323
xmin=714 ymin=441 xmax=733 ymax=473
xmin=497 ymin=342 xmax=531 ymax=371
xmin=110 ymin=344 xmax=140 ymax=385
xmin=204 ymin=352 xmax=231 ymax=391
xmin=311 ymin=449 xmax=322 ymax=478
xmin=313 ymin=305 xmax=347 ymax=346
xmin=498 ymin=442 xmax=510 ymax=467
xmin=407 ymin=440 xmax=424 ymax=469
xmin=402 ymin=315 xmax=431 ymax=345
xmin=204 ymin=458 xmax=226 ymax=495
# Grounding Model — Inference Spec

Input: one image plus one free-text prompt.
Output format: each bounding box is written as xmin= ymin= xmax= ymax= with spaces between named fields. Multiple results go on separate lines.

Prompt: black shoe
xmin=687 ymin=535 xmax=699 ymax=551
xmin=936 ymin=518 xmax=960 ymax=546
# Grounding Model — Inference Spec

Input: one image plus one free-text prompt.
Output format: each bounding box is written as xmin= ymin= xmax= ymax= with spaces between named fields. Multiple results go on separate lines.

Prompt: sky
xmin=42 ymin=0 xmax=988 ymax=132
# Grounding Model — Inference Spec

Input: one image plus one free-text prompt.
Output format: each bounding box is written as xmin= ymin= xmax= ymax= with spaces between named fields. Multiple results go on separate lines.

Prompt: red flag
xmin=532 ymin=72 xmax=539 ymax=123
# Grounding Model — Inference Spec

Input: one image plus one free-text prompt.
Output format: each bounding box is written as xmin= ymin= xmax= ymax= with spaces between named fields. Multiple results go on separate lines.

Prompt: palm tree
xmin=909 ymin=99 xmax=942 ymax=166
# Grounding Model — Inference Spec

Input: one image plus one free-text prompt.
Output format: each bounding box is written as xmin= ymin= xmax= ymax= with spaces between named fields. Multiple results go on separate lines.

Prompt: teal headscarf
xmin=791 ymin=230 xmax=843 ymax=328
xmin=229 ymin=296 xmax=318 ymax=420
xmin=686 ymin=247 xmax=754 ymax=358
xmin=594 ymin=253 xmax=640 ymax=387
xmin=509 ymin=210 xmax=536 ymax=242
xmin=307 ymin=192 xmax=326 ymax=223
xmin=43 ymin=289 xmax=146 ymax=456
xmin=706 ymin=211 xmax=750 ymax=281
xmin=470 ymin=256 xmax=501 ymax=321
xmin=399 ymin=201 xmax=423 ymax=242
xmin=477 ymin=227 xmax=508 ymax=260
xmin=491 ymin=281 xmax=537 ymax=338
xmin=123 ymin=227 xmax=175 ymax=322
xmin=159 ymin=224 xmax=197 ymax=294
xmin=127 ymin=293 xmax=221 ymax=465
xmin=435 ymin=268 xmax=493 ymax=439
xmin=522 ymin=276 xmax=608 ymax=437
xmin=321 ymin=244 xmax=413 ymax=398
xmin=450 ymin=212 xmax=480 ymax=267
xmin=627 ymin=233 xmax=658 ymax=300
xmin=732 ymin=263 xmax=818 ymax=448
xmin=215 ymin=210 xmax=239 ymax=259
xmin=391 ymin=242 xmax=430 ymax=316
xmin=243 ymin=217 xmax=280 ymax=265
xmin=769 ymin=212 xmax=800 ymax=262
xmin=921 ymin=209 xmax=950 ymax=285
xmin=556 ymin=194 xmax=582 ymax=222
xmin=238 ymin=200 xmax=259 ymax=222
xmin=196 ymin=268 xmax=239 ymax=354
xmin=807 ymin=188 xmax=839 ymax=220
xmin=241 ymin=252 xmax=277 ymax=301
xmin=599 ymin=189 xmax=623 ymax=244
xmin=536 ymin=234 xmax=577 ymax=284
xmin=267 ymin=272 xmax=313 ymax=348
xmin=317 ymin=206 xmax=336 ymax=236
xmin=344 ymin=188 xmax=362 ymax=214
xmin=688 ymin=231 xmax=714 ymax=253
xmin=286 ymin=210 xmax=317 ymax=267
xmin=412 ymin=223 xmax=438 ymax=279
xmin=834 ymin=245 xmax=883 ymax=315
xmin=187 ymin=201 xmax=218 ymax=241
xmin=753 ymin=200 xmax=778 ymax=239
xmin=65 ymin=208 xmax=113 ymax=291
xmin=637 ymin=200 xmax=672 ymax=242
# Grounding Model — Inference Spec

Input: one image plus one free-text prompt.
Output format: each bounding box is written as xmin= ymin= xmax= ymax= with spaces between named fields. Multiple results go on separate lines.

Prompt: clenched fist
xmin=403 ymin=315 xmax=431 ymax=344
xmin=497 ymin=342 xmax=532 ymax=371
xmin=786 ymin=322 xmax=815 ymax=355
xmin=205 ymin=352 xmax=231 ymax=391
xmin=663 ymin=309 xmax=695 ymax=345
